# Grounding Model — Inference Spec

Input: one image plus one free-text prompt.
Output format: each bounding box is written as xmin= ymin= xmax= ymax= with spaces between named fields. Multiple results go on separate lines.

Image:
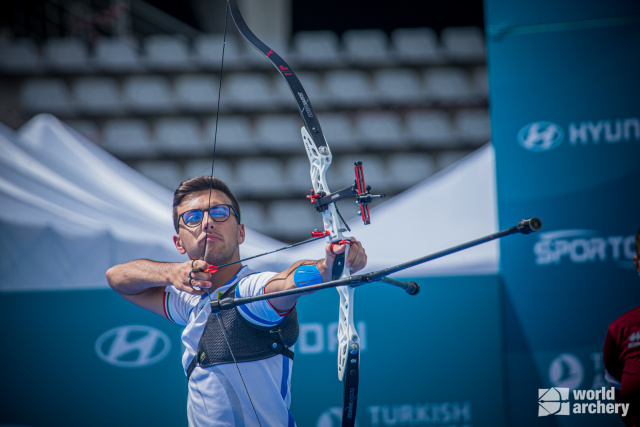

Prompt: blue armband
xmin=294 ymin=264 xmax=323 ymax=287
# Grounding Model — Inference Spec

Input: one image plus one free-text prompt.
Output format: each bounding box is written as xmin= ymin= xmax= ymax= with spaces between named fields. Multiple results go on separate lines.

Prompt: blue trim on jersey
xmin=236 ymin=285 xmax=282 ymax=326
xmin=281 ymin=357 xmax=295 ymax=426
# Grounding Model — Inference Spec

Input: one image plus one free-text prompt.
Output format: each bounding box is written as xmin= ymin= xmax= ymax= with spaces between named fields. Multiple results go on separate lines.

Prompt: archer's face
xmin=173 ymin=190 xmax=245 ymax=266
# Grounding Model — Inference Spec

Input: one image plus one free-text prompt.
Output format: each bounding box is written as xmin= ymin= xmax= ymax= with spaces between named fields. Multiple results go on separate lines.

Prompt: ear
xmin=237 ymin=224 xmax=245 ymax=245
xmin=173 ymin=234 xmax=187 ymax=255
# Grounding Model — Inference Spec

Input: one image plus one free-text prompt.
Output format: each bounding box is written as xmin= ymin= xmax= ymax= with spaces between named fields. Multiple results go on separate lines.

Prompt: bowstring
xmin=203 ymin=2 xmax=262 ymax=425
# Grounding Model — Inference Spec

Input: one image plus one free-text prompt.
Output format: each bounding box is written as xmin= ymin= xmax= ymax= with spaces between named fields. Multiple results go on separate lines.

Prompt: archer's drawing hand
xmin=173 ymin=260 xmax=213 ymax=295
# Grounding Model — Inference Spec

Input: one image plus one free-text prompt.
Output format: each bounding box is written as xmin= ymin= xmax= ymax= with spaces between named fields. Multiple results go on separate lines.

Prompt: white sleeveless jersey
xmin=163 ymin=266 xmax=297 ymax=427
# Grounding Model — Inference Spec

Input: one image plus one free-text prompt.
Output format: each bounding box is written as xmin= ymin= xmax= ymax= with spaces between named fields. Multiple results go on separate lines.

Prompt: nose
xmin=202 ymin=211 xmax=216 ymax=230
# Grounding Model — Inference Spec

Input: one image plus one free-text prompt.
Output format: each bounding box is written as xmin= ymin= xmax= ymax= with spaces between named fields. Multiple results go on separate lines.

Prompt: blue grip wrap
xmin=294 ymin=264 xmax=323 ymax=287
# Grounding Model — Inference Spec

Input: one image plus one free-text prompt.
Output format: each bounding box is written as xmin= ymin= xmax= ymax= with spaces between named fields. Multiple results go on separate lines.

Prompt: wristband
xmin=293 ymin=264 xmax=323 ymax=287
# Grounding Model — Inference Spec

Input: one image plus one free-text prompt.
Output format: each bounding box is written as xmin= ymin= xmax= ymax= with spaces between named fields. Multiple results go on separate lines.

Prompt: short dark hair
xmin=172 ymin=176 xmax=241 ymax=231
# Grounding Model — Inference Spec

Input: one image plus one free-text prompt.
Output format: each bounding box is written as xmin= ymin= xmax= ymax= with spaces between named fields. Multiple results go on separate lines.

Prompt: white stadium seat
xmin=254 ymin=115 xmax=301 ymax=152
xmin=20 ymin=78 xmax=73 ymax=115
xmin=93 ymin=37 xmax=144 ymax=72
xmin=135 ymin=161 xmax=183 ymax=190
xmin=143 ymin=35 xmax=192 ymax=71
xmin=342 ymin=29 xmax=389 ymax=66
xmin=454 ymin=109 xmax=491 ymax=145
xmin=174 ymin=74 xmax=220 ymax=112
xmin=205 ymin=116 xmax=255 ymax=154
xmin=441 ymin=26 xmax=486 ymax=62
xmin=122 ymin=75 xmax=174 ymax=113
xmin=267 ymin=200 xmax=319 ymax=239
xmin=183 ymin=159 xmax=234 ymax=184
xmin=373 ymin=68 xmax=424 ymax=104
xmin=387 ymin=153 xmax=436 ymax=189
xmin=73 ymin=77 xmax=122 ymax=114
xmin=222 ymin=73 xmax=275 ymax=110
xmin=354 ymin=111 xmax=406 ymax=149
xmin=324 ymin=70 xmax=374 ymax=107
xmin=234 ymin=158 xmax=287 ymax=197
xmin=293 ymin=31 xmax=342 ymax=66
xmin=194 ymin=34 xmax=245 ymax=68
xmin=42 ymin=38 xmax=91 ymax=72
xmin=390 ymin=27 xmax=442 ymax=64
xmin=406 ymin=111 xmax=456 ymax=148
xmin=424 ymin=68 xmax=473 ymax=102
xmin=0 ymin=39 xmax=42 ymax=73
xmin=319 ymin=113 xmax=358 ymax=151
xmin=102 ymin=119 xmax=155 ymax=157
xmin=155 ymin=117 xmax=203 ymax=155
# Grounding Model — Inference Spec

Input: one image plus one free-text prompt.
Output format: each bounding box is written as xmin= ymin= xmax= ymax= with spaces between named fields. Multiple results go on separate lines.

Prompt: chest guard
xmin=187 ymin=284 xmax=299 ymax=380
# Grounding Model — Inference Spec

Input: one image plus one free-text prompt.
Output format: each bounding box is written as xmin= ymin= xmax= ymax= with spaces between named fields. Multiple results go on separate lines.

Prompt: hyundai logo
xmin=95 ymin=325 xmax=171 ymax=368
xmin=517 ymin=121 xmax=564 ymax=152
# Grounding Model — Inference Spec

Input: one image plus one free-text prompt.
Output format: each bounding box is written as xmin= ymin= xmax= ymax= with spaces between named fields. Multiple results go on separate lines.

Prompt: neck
xmin=210 ymin=263 xmax=244 ymax=292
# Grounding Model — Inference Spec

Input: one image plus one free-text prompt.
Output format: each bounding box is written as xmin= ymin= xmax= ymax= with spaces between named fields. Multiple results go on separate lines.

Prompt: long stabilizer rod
xmin=210 ymin=217 xmax=542 ymax=313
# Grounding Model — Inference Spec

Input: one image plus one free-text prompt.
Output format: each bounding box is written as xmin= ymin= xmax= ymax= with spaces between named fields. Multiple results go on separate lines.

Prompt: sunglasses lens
xmin=183 ymin=210 xmax=203 ymax=226
xmin=210 ymin=205 xmax=230 ymax=221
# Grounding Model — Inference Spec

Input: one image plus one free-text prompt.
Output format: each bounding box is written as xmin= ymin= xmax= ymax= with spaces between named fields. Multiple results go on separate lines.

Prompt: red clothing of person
xmin=604 ymin=305 xmax=640 ymax=426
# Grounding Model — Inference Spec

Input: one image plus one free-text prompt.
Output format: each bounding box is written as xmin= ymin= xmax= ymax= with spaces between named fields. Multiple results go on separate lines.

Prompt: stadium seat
xmin=454 ymin=109 xmax=491 ymax=145
xmin=73 ymin=77 xmax=122 ymax=114
xmin=122 ymin=75 xmax=174 ymax=113
xmin=183 ymin=159 xmax=234 ymax=184
xmin=423 ymin=67 xmax=473 ymax=102
xmin=234 ymin=158 xmax=287 ymax=197
xmin=373 ymin=68 xmax=423 ymax=104
xmin=135 ymin=160 xmax=183 ymax=190
xmin=285 ymin=156 xmax=314 ymax=193
xmin=324 ymin=70 xmax=374 ymax=107
xmin=354 ymin=111 xmax=406 ymax=148
xmin=287 ymin=71 xmax=327 ymax=107
xmin=143 ymin=35 xmax=192 ymax=71
xmin=267 ymin=200 xmax=318 ymax=239
xmin=319 ymin=113 xmax=357 ymax=151
xmin=174 ymin=74 xmax=220 ymax=112
xmin=222 ymin=73 xmax=274 ymax=111
xmin=20 ymin=78 xmax=74 ymax=115
xmin=102 ymin=119 xmax=155 ymax=157
xmin=155 ymin=117 xmax=203 ymax=155
xmin=293 ymin=31 xmax=342 ymax=66
xmin=93 ymin=37 xmax=144 ymax=72
xmin=406 ymin=111 xmax=456 ymax=148
xmin=390 ymin=27 xmax=442 ymax=64
xmin=254 ymin=115 xmax=301 ymax=152
xmin=472 ymin=66 xmax=489 ymax=98
xmin=0 ymin=39 xmax=42 ymax=73
xmin=441 ymin=27 xmax=486 ymax=62
xmin=204 ymin=116 xmax=255 ymax=154
xmin=387 ymin=153 xmax=436 ymax=189
xmin=239 ymin=201 xmax=270 ymax=232
xmin=342 ymin=29 xmax=389 ymax=66
xmin=66 ymin=120 xmax=101 ymax=144
xmin=194 ymin=34 xmax=245 ymax=68
xmin=42 ymin=38 xmax=91 ymax=72
xmin=438 ymin=150 xmax=471 ymax=170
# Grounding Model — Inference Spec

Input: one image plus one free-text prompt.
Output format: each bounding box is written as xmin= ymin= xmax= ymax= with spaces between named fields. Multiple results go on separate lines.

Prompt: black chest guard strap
xmin=187 ymin=284 xmax=299 ymax=380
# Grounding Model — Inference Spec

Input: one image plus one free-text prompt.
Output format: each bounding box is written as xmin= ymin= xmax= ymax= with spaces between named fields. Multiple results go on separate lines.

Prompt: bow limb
xmin=226 ymin=1 xmax=359 ymax=425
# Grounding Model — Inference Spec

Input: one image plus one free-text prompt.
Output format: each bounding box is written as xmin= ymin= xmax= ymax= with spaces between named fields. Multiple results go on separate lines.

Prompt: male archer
xmin=106 ymin=175 xmax=367 ymax=426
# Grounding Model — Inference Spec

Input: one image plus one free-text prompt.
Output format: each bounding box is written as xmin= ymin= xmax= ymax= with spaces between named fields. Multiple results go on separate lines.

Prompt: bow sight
xmin=306 ymin=161 xmax=385 ymax=225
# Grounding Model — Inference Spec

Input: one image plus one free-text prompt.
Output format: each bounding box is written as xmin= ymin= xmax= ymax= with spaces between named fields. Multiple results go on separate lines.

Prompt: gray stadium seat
xmin=293 ymin=31 xmax=342 ymax=66
xmin=204 ymin=116 xmax=255 ymax=154
xmin=387 ymin=153 xmax=436 ymax=189
xmin=135 ymin=160 xmax=183 ymax=190
xmin=20 ymin=78 xmax=74 ymax=115
xmin=102 ymin=119 xmax=155 ymax=157
xmin=373 ymin=68 xmax=424 ymax=104
xmin=423 ymin=68 xmax=473 ymax=102
xmin=354 ymin=111 xmax=406 ymax=148
xmin=324 ymin=70 xmax=373 ymax=107
xmin=194 ymin=34 xmax=245 ymax=68
xmin=390 ymin=27 xmax=442 ymax=64
xmin=319 ymin=113 xmax=357 ymax=151
xmin=73 ymin=77 xmax=122 ymax=114
xmin=472 ymin=66 xmax=489 ymax=98
xmin=222 ymin=73 xmax=274 ymax=110
xmin=239 ymin=201 xmax=270 ymax=232
xmin=66 ymin=120 xmax=101 ymax=144
xmin=122 ymin=75 xmax=174 ymax=113
xmin=183 ymin=159 xmax=234 ymax=184
xmin=454 ymin=109 xmax=491 ymax=145
xmin=406 ymin=111 xmax=456 ymax=148
xmin=285 ymin=156 xmax=314 ymax=193
xmin=143 ymin=35 xmax=192 ymax=71
xmin=267 ymin=200 xmax=318 ymax=239
xmin=441 ymin=27 xmax=486 ymax=62
xmin=288 ymin=71 xmax=327 ymax=107
xmin=0 ymin=39 xmax=42 ymax=73
xmin=155 ymin=117 xmax=203 ymax=155
xmin=234 ymin=158 xmax=287 ymax=197
xmin=42 ymin=38 xmax=91 ymax=72
xmin=93 ymin=37 xmax=144 ymax=72
xmin=342 ymin=29 xmax=389 ymax=66
xmin=254 ymin=115 xmax=301 ymax=152
xmin=174 ymin=75 xmax=220 ymax=112
xmin=438 ymin=150 xmax=471 ymax=170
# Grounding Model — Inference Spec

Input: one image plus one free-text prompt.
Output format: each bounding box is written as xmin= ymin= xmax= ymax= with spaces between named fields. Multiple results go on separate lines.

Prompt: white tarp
xmin=0 ymin=114 xmax=288 ymax=292
xmin=287 ymin=144 xmax=500 ymax=277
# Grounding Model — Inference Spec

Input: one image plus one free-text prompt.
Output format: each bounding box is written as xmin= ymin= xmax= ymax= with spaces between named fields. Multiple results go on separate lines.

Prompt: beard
xmin=200 ymin=234 xmax=239 ymax=267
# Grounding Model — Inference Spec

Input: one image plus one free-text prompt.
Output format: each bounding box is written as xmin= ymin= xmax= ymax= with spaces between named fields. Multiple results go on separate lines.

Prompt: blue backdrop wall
xmin=485 ymin=0 xmax=640 ymax=425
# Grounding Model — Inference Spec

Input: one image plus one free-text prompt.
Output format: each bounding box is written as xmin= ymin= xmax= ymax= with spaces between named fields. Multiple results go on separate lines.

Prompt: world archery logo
xmin=538 ymin=387 xmax=570 ymax=416
xmin=517 ymin=121 xmax=564 ymax=152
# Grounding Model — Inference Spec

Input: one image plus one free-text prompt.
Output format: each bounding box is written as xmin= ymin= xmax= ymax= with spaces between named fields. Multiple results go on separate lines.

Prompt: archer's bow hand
xmin=319 ymin=237 xmax=368 ymax=280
